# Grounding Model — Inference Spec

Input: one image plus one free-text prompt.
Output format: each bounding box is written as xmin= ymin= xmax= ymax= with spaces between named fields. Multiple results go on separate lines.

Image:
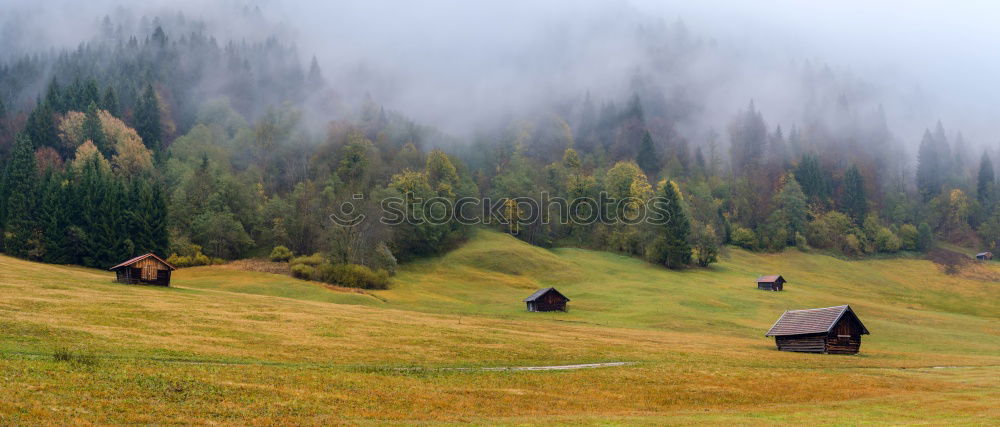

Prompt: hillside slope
xmin=0 ymin=231 xmax=998 ymax=424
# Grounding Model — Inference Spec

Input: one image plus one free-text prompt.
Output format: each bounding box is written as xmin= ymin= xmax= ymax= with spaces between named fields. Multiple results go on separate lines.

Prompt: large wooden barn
xmin=765 ymin=305 xmax=869 ymax=354
xmin=757 ymin=275 xmax=785 ymax=291
xmin=109 ymin=253 xmax=176 ymax=286
xmin=524 ymin=287 xmax=569 ymax=312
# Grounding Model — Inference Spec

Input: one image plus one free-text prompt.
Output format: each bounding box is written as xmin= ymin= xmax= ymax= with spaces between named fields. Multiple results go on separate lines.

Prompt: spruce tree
xmin=795 ymin=154 xmax=829 ymax=205
xmin=842 ymin=165 xmax=867 ymax=225
xmin=81 ymin=79 xmax=101 ymax=109
xmin=2 ymin=133 xmax=39 ymax=257
xmin=636 ymin=130 xmax=659 ymax=177
xmin=977 ymin=151 xmax=995 ymax=204
xmin=101 ymin=86 xmax=120 ymax=118
xmin=916 ymin=130 xmax=939 ymax=201
xmin=38 ymin=170 xmax=72 ymax=264
xmin=83 ymin=102 xmax=109 ymax=155
xmin=44 ymin=78 xmax=65 ymax=113
xmin=134 ymin=83 xmax=162 ymax=152
xmin=652 ymin=180 xmax=691 ymax=269
xmin=25 ymin=101 xmax=57 ymax=150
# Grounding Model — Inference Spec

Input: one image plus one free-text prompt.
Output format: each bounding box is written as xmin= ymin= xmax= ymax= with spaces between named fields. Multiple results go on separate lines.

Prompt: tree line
xmin=1 ymin=14 xmax=998 ymax=287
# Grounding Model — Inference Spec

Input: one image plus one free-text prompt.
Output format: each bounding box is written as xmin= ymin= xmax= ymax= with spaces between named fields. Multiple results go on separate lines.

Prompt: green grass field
xmin=1 ymin=229 xmax=997 ymax=424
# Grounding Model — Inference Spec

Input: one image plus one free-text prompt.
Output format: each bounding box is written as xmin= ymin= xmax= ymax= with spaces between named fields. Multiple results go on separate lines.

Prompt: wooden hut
xmin=765 ymin=305 xmax=869 ymax=354
xmin=976 ymin=251 xmax=993 ymax=262
xmin=756 ymin=275 xmax=785 ymax=291
xmin=109 ymin=253 xmax=176 ymax=286
xmin=524 ymin=287 xmax=569 ymax=312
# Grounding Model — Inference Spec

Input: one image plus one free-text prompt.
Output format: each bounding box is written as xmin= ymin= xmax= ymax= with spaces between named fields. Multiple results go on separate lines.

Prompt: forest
xmin=0 ymin=7 xmax=997 ymax=289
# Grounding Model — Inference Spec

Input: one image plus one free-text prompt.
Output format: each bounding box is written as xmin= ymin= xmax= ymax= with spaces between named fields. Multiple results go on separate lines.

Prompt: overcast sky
xmin=3 ymin=0 xmax=999 ymax=147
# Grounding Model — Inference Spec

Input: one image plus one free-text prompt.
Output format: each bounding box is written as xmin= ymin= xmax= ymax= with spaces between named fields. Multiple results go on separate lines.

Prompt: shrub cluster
xmin=166 ymin=244 xmax=225 ymax=267
xmin=269 ymin=245 xmax=293 ymax=262
xmin=289 ymin=254 xmax=390 ymax=289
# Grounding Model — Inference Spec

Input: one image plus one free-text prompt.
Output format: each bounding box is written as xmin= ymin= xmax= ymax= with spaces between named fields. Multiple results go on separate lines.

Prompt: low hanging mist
xmin=0 ymin=0 xmax=997 ymax=270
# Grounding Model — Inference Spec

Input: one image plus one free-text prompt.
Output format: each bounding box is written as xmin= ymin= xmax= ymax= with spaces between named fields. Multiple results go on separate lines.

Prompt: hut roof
xmin=757 ymin=275 xmax=784 ymax=283
xmin=765 ymin=305 xmax=869 ymax=337
xmin=977 ymin=252 xmax=992 ymax=257
xmin=109 ymin=253 xmax=176 ymax=271
xmin=523 ymin=287 xmax=569 ymax=302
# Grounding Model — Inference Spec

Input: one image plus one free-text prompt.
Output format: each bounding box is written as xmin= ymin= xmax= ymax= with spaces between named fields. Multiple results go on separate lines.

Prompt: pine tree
xmin=80 ymin=79 xmax=101 ymax=110
xmin=636 ymin=130 xmax=659 ymax=177
xmin=101 ymin=86 xmax=120 ymax=117
xmin=2 ymin=133 xmax=39 ymax=257
xmin=651 ymin=180 xmax=691 ymax=269
xmin=977 ymin=151 xmax=995 ymax=204
xmin=842 ymin=165 xmax=867 ymax=225
xmin=25 ymin=101 xmax=57 ymax=150
xmin=728 ymin=100 xmax=767 ymax=176
xmin=134 ymin=83 xmax=162 ymax=152
xmin=916 ymin=130 xmax=940 ymax=201
xmin=795 ymin=154 xmax=829 ymax=205
xmin=83 ymin=102 xmax=109 ymax=155
xmin=45 ymin=78 xmax=65 ymax=113
xmin=306 ymin=55 xmax=324 ymax=88
xmin=38 ymin=170 xmax=72 ymax=263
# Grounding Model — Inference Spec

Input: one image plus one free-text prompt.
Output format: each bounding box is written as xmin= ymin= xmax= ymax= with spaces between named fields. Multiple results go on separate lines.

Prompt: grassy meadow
xmin=1 ymin=229 xmax=997 ymax=424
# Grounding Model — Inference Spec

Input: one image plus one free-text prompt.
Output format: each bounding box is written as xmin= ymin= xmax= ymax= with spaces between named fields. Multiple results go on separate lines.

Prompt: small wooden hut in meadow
xmin=109 ymin=253 xmax=176 ymax=286
xmin=756 ymin=275 xmax=785 ymax=291
xmin=524 ymin=287 xmax=569 ymax=312
xmin=976 ymin=251 xmax=993 ymax=262
xmin=765 ymin=305 xmax=869 ymax=354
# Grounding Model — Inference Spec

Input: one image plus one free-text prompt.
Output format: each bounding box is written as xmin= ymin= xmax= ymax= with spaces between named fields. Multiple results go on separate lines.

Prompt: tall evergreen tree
xmin=978 ymin=151 xmax=996 ymax=204
xmin=80 ymin=79 xmax=101 ymax=110
xmin=38 ymin=170 xmax=72 ymax=264
xmin=841 ymin=164 xmax=867 ymax=225
xmin=44 ymin=78 xmax=65 ymax=113
xmin=728 ymin=100 xmax=767 ymax=176
xmin=25 ymin=101 xmax=57 ymax=150
xmin=795 ymin=154 xmax=830 ymax=205
xmin=2 ymin=133 xmax=39 ymax=257
xmin=650 ymin=180 xmax=691 ymax=269
xmin=101 ymin=86 xmax=120 ymax=118
xmin=83 ymin=102 xmax=109 ymax=155
xmin=636 ymin=130 xmax=659 ymax=177
xmin=134 ymin=83 xmax=162 ymax=152
xmin=916 ymin=129 xmax=941 ymax=201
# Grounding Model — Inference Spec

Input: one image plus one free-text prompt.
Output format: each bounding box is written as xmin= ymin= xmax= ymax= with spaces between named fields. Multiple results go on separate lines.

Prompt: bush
xmin=269 ymin=245 xmax=294 ymax=262
xmin=313 ymin=263 xmax=390 ymax=290
xmin=731 ymin=226 xmax=756 ymax=250
xmin=166 ymin=249 xmax=214 ymax=268
xmin=806 ymin=211 xmax=853 ymax=250
xmin=373 ymin=242 xmax=398 ymax=275
xmin=290 ymin=263 xmax=315 ymax=279
xmin=794 ymin=232 xmax=808 ymax=250
xmin=290 ymin=253 xmax=325 ymax=267
xmin=898 ymin=224 xmax=919 ymax=251
xmin=843 ymin=234 xmax=863 ymax=257
xmin=874 ymin=227 xmax=902 ymax=253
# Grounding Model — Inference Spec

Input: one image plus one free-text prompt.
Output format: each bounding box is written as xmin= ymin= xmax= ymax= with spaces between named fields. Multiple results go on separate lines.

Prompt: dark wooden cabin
xmin=524 ymin=287 xmax=569 ymax=312
xmin=765 ymin=305 xmax=869 ymax=354
xmin=976 ymin=251 xmax=993 ymax=261
xmin=109 ymin=253 xmax=176 ymax=286
xmin=757 ymin=275 xmax=785 ymax=291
